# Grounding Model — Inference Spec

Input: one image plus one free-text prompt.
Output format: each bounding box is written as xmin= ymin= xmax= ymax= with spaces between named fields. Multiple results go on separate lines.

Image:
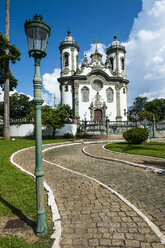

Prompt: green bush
xmin=63 ymin=132 xmax=74 ymax=138
xmin=123 ymin=128 xmax=148 ymax=144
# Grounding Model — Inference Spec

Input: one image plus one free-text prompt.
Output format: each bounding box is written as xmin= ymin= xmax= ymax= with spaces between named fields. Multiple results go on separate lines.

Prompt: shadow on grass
xmin=0 ymin=196 xmax=36 ymax=232
xmin=142 ymin=160 xmax=165 ymax=169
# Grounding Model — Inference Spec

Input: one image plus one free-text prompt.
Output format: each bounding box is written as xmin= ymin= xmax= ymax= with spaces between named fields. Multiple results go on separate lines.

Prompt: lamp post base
xmin=36 ymin=223 xmax=48 ymax=237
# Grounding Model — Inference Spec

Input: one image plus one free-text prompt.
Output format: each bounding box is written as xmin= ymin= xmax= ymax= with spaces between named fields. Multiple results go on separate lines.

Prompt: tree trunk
xmin=3 ymin=0 xmax=10 ymax=140
xmin=52 ymin=127 xmax=56 ymax=138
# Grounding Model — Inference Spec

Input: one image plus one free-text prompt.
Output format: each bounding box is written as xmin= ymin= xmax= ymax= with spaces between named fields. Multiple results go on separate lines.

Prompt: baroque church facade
xmin=58 ymin=30 xmax=129 ymax=122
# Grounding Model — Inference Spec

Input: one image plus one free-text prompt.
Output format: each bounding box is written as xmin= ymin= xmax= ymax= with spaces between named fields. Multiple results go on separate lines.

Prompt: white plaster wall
xmin=78 ymin=84 xmax=117 ymax=121
xmin=42 ymin=124 xmax=77 ymax=136
xmin=10 ymin=124 xmax=34 ymax=137
xmin=62 ymin=48 xmax=78 ymax=77
xmin=104 ymin=68 xmax=113 ymax=77
xmin=10 ymin=123 xmax=77 ymax=137
xmin=108 ymin=52 xmax=125 ymax=77
xmin=120 ymin=87 xmax=127 ymax=121
xmin=62 ymin=85 xmax=73 ymax=108
xmin=56 ymin=124 xmax=77 ymax=136
xmin=80 ymin=67 xmax=91 ymax=76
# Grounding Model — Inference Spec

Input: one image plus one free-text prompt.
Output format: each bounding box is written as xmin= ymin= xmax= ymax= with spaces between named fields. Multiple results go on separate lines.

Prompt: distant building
xmin=58 ymin=30 xmax=129 ymax=122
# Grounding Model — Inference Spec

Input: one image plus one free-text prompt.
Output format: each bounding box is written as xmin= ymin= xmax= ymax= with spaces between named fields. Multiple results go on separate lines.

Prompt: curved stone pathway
xmin=12 ymin=142 xmax=165 ymax=247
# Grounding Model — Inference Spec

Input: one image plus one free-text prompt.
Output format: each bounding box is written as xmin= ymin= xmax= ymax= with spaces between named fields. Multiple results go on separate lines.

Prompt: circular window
xmin=92 ymin=80 xmax=103 ymax=91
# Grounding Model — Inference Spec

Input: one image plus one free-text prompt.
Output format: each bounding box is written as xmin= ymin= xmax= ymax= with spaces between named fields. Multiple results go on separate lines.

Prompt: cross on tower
xmin=94 ymin=39 xmax=99 ymax=52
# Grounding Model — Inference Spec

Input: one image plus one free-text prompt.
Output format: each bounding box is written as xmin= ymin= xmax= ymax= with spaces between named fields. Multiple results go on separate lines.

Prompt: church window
xmin=106 ymin=88 xmax=113 ymax=103
xmin=124 ymin=109 xmax=127 ymax=115
xmin=110 ymin=57 xmax=114 ymax=70
xmin=123 ymin=88 xmax=126 ymax=94
xmin=64 ymin=53 xmax=69 ymax=67
xmin=81 ymin=87 xmax=89 ymax=102
xmin=65 ymin=85 xmax=68 ymax=92
xmin=121 ymin=57 xmax=125 ymax=70
xmin=92 ymin=80 xmax=103 ymax=91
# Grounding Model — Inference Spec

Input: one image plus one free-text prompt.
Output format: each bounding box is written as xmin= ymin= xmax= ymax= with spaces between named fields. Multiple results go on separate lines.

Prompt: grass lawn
xmin=104 ymin=141 xmax=165 ymax=159
xmin=0 ymin=138 xmax=75 ymax=248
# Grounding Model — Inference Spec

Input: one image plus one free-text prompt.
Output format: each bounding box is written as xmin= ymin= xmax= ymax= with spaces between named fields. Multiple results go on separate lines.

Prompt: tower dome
xmin=106 ymin=34 xmax=125 ymax=54
xmin=59 ymin=29 xmax=79 ymax=77
xmin=106 ymin=34 xmax=126 ymax=78
xmin=59 ymin=29 xmax=79 ymax=52
xmin=64 ymin=29 xmax=75 ymax=42
xmin=111 ymin=34 xmax=120 ymax=46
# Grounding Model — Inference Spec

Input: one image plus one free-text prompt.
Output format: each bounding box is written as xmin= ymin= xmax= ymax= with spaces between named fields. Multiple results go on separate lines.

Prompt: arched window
xmin=121 ymin=57 xmax=125 ymax=70
xmin=81 ymin=87 xmax=89 ymax=102
xmin=64 ymin=85 xmax=68 ymax=92
xmin=106 ymin=88 xmax=113 ymax=103
xmin=110 ymin=57 xmax=114 ymax=70
xmin=123 ymin=88 xmax=126 ymax=94
xmin=63 ymin=53 xmax=69 ymax=67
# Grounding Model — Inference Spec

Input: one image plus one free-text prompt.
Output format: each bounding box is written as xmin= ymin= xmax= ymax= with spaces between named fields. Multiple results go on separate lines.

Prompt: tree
xmin=0 ymin=93 xmax=34 ymax=119
xmin=42 ymin=104 xmax=73 ymax=137
xmin=1 ymin=0 xmax=21 ymax=140
xmin=128 ymin=97 xmax=148 ymax=120
xmin=145 ymin=98 xmax=165 ymax=121
xmin=138 ymin=110 xmax=153 ymax=121
xmin=0 ymin=33 xmax=21 ymax=90
xmin=4 ymin=0 xmax=10 ymax=140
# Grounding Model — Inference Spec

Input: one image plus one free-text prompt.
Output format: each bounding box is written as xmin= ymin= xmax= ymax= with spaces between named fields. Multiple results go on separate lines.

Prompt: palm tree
xmin=4 ymin=0 xmax=10 ymax=140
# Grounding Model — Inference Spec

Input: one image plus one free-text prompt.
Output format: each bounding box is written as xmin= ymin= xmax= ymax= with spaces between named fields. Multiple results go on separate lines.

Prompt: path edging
xmin=102 ymin=145 xmax=165 ymax=175
xmin=10 ymin=145 xmax=61 ymax=248
xmin=43 ymin=142 xmax=165 ymax=245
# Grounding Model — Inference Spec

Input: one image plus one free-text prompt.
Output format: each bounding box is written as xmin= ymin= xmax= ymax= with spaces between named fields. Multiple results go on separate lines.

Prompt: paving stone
xmin=141 ymin=243 xmax=151 ymax=248
xmin=125 ymin=240 xmax=141 ymax=247
xmin=99 ymin=239 xmax=112 ymax=246
xmin=88 ymin=239 xmax=99 ymax=246
xmin=12 ymin=142 xmax=165 ymax=248
xmin=152 ymin=243 xmax=165 ymax=248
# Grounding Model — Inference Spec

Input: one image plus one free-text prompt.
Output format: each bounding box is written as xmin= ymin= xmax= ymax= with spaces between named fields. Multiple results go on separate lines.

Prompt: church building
xmin=58 ymin=30 xmax=129 ymax=122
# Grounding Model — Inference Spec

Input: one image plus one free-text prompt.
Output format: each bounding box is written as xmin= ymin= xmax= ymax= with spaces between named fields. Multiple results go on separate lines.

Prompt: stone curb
xmin=103 ymin=143 xmax=165 ymax=161
xmin=9 ymin=140 xmax=108 ymax=248
xmin=43 ymin=142 xmax=165 ymax=245
xmin=102 ymin=145 xmax=165 ymax=175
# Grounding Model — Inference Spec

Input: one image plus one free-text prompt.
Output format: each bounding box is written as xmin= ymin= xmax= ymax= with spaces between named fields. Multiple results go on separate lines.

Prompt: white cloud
xmin=42 ymin=68 xmax=60 ymax=105
xmin=41 ymin=0 xmax=165 ymax=106
xmin=123 ymin=0 xmax=165 ymax=104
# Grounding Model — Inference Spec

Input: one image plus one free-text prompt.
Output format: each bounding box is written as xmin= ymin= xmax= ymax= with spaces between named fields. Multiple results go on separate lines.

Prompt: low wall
xmin=10 ymin=124 xmax=34 ymax=137
xmin=10 ymin=123 xmax=77 ymax=137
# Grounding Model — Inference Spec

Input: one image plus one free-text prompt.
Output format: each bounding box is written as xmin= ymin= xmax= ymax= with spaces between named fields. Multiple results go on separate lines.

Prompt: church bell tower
xmin=106 ymin=34 xmax=126 ymax=78
xmin=58 ymin=30 xmax=79 ymax=110
xmin=59 ymin=29 xmax=79 ymax=77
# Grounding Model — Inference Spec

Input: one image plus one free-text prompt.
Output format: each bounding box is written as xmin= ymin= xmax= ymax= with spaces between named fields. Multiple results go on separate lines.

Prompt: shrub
xmin=123 ymin=127 xmax=148 ymax=144
xmin=76 ymin=132 xmax=83 ymax=138
xmin=63 ymin=132 xmax=74 ymax=138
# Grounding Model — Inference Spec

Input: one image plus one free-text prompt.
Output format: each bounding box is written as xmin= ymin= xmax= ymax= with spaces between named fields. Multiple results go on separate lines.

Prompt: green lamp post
xmin=24 ymin=14 xmax=50 ymax=236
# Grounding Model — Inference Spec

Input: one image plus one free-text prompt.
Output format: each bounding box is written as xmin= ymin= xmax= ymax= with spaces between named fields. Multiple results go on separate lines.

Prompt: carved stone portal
xmin=89 ymin=92 xmax=107 ymax=121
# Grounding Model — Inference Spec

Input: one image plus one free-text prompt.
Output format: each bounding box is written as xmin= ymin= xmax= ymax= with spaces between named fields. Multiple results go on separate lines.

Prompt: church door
xmin=94 ymin=109 xmax=102 ymax=122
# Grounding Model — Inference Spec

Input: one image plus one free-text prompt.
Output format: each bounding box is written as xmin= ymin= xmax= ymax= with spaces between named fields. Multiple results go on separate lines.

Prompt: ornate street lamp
xmin=24 ymin=14 xmax=50 ymax=236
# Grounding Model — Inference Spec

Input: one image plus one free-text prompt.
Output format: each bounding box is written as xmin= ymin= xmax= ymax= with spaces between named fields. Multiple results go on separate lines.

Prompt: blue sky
xmin=1 ymin=0 xmax=165 ymax=106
